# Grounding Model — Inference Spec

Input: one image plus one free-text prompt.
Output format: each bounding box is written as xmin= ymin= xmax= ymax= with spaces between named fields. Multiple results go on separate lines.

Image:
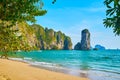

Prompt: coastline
xmin=0 ymin=59 xmax=89 ymax=80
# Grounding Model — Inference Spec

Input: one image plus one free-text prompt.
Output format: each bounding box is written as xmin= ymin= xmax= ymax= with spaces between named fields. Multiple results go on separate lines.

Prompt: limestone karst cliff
xmin=74 ymin=29 xmax=90 ymax=50
xmin=31 ymin=24 xmax=72 ymax=50
xmin=7 ymin=22 xmax=73 ymax=50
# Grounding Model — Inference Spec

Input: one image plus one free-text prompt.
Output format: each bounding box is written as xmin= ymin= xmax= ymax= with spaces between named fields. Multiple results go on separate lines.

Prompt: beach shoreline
xmin=9 ymin=57 xmax=90 ymax=78
xmin=0 ymin=58 xmax=89 ymax=80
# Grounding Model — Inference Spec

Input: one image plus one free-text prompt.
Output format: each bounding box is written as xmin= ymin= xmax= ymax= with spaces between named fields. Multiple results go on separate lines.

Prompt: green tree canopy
xmin=104 ymin=0 xmax=120 ymax=35
xmin=0 ymin=0 xmax=47 ymax=23
xmin=0 ymin=0 xmax=47 ymax=55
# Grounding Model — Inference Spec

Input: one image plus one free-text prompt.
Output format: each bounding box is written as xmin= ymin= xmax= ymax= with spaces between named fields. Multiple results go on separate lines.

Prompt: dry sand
xmin=0 ymin=59 xmax=89 ymax=80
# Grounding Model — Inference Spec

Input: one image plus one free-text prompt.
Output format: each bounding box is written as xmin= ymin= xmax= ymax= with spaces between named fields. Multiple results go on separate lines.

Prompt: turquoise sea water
xmin=11 ymin=50 xmax=120 ymax=80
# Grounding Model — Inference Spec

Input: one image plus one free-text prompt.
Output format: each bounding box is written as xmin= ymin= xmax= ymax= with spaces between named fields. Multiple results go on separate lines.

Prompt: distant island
xmin=74 ymin=29 xmax=106 ymax=50
xmin=93 ymin=45 xmax=106 ymax=50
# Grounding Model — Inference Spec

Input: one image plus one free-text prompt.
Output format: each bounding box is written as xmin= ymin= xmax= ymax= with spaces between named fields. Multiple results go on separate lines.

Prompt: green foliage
xmin=0 ymin=0 xmax=47 ymax=23
xmin=31 ymin=24 xmax=45 ymax=40
xmin=0 ymin=22 xmax=20 ymax=52
xmin=31 ymin=24 xmax=72 ymax=50
xmin=0 ymin=22 xmax=72 ymax=51
xmin=45 ymin=28 xmax=55 ymax=44
xmin=0 ymin=21 xmax=38 ymax=58
xmin=104 ymin=0 xmax=120 ymax=35
xmin=16 ymin=22 xmax=39 ymax=51
xmin=51 ymin=45 xmax=59 ymax=50
xmin=56 ymin=31 xmax=65 ymax=43
xmin=0 ymin=0 xmax=71 ymax=55
xmin=0 ymin=0 xmax=46 ymax=57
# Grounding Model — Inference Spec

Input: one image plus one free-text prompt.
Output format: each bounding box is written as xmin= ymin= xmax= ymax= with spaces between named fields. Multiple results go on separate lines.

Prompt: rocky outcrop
xmin=15 ymin=22 xmax=38 ymax=50
xmin=63 ymin=37 xmax=72 ymax=50
xmin=74 ymin=29 xmax=90 ymax=50
xmin=74 ymin=42 xmax=81 ymax=50
xmin=31 ymin=24 xmax=72 ymax=50
xmin=93 ymin=45 xmax=105 ymax=50
xmin=0 ymin=22 xmax=72 ymax=51
xmin=13 ymin=23 xmax=72 ymax=50
xmin=80 ymin=29 xmax=90 ymax=50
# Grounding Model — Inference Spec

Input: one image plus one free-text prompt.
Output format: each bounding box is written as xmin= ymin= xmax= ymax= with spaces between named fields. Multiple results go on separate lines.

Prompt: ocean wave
xmin=24 ymin=57 xmax=32 ymax=60
xmin=9 ymin=57 xmax=120 ymax=80
xmin=30 ymin=61 xmax=61 ymax=68
xmin=9 ymin=58 xmax=24 ymax=61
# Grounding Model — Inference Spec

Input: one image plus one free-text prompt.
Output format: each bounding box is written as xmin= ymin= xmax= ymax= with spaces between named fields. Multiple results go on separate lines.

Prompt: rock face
xmin=63 ymin=37 xmax=72 ymax=50
xmin=80 ymin=29 xmax=90 ymax=50
xmin=94 ymin=45 xmax=105 ymax=50
xmin=31 ymin=24 xmax=72 ymax=50
xmin=0 ymin=22 xmax=72 ymax=51
xmin=74 ymin=29 xmax=90 ymax=50
xmin=15 ymin=22 xmax=38 ymax=50
xmin=74 ymin=42 xmax=81 ymax=50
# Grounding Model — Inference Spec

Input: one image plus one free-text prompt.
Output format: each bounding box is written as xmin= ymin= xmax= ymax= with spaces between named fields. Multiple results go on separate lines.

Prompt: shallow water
xmin=10 ymin=50 xmax=120 ymax=80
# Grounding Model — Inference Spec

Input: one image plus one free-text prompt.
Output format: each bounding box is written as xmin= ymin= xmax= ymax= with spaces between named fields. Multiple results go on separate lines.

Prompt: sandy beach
xmin=0 ymin=59 xmax=89 ymax=80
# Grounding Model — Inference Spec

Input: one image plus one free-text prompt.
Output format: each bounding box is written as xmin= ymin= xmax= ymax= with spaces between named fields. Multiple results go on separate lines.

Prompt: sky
xmin=35 ymin=0 xmax=120 ymax=49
